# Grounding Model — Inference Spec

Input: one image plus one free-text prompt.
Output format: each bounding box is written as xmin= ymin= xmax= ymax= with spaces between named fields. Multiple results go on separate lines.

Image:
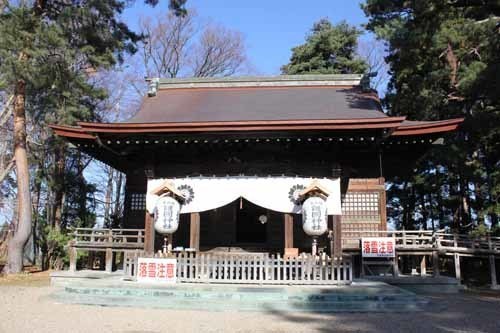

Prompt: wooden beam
xmin=284 ymin=213 xmax=294 ymax=249
xmin=190 ymin=212 xmax=200 ymax=251
xmin=332 ymin=215 xmax=342 ymax=259
xmin=144 ymin=212 xmax=155 ymax=254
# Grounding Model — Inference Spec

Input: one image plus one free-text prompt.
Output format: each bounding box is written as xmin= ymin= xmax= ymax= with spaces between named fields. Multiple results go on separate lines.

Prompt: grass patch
xmin=0 ymin=267 xmax=50 ymax=287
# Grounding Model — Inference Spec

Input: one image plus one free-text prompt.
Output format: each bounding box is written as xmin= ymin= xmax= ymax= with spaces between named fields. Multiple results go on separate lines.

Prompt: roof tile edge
xmin=149 ymin=74 xmax=363 ymax=91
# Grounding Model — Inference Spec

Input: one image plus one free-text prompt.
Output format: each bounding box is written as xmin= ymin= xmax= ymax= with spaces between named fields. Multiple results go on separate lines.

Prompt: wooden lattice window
xmin=342 ymin=192 xmax=380 ymax=222
xmin=130 ymin=193 xmax=146 ymax=211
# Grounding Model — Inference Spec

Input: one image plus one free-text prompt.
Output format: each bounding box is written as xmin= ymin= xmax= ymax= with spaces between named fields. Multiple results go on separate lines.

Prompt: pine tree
xmin=0 ymin=0 xmax=159 ymax=273
xmin=363 ymin=0 xmax=500 ymax=230
xmin=281 ymin=19 xmax=367 ymax=75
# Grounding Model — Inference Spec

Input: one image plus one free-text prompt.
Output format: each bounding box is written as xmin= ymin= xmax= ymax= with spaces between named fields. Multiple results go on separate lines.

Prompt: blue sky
xmin=122 ymin=0 xmax=372 ymax=75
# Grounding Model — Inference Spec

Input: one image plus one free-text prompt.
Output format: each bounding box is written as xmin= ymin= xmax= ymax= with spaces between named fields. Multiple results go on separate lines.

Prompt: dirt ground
xmin=1 ymin=273 xmax=500 ymax=333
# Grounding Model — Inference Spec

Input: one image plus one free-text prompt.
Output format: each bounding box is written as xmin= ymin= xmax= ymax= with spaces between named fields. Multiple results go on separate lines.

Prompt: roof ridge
xmin=147 ymin=74 xmax=363 ymax=95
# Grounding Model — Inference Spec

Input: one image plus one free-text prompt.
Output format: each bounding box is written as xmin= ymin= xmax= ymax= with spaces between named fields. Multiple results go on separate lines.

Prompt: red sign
xmin=137 ymin=258 xmax=177 ymax=283
xmin=361 ymin=237 xmax=395 ymax=258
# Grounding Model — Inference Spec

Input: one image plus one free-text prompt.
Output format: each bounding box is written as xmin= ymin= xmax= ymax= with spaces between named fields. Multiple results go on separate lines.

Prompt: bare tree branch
xmin=192 ymin=24 xmax=246 ymax=77
xmin=0 ymin=158 xmax=14 ymax=185
xmin=140 ymin=10 xmax=248 ymax=79
xmin=140 ymin=11 xmax=197 ymax=78
xmin=357 ymin=39 xmax=390 ymax=91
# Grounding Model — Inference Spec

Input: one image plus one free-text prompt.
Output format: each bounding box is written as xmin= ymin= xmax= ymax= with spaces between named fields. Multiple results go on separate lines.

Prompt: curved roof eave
xmin=391 ymin=118 xmax=464 ymax=136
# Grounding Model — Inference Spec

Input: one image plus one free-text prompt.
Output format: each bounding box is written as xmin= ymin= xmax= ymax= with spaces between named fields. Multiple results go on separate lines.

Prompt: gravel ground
xmin=1 ymin=285 xmax=500 ymax=333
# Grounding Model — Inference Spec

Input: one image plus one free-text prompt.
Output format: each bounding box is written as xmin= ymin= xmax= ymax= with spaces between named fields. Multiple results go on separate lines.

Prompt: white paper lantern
xmin=302 ymin=196 xmax=328 ymax=236
xmin=153 ymin=195 xmax=181 ymax=234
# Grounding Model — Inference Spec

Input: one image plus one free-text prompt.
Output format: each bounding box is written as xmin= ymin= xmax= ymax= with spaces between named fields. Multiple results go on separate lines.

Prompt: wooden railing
xmin=343 ymin=230 xmax=500 ymax=255
xmin=68 ymin=228 xmax=145 ymax=272
xmin=125 ymin=252 xmax=353 ymax=285
xmin=435 ymin=233 xmax=500 ymax=254
xmin=70 ymin=228 xmax=145 ymax=248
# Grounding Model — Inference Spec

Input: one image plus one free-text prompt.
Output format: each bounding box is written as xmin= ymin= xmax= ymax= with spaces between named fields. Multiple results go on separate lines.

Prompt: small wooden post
xmin=105 ymin=248 xmax=113 ymax=273
xmin=454 ymin=253 xmax=461 ymax=283
xmin=361 ymin=257 xmax=365 ymax=277
xmin=420 ymin=255 xmax=427 ymax=276
xmin=489 ymin=255 xmax=498 ymax=290
xmin=284 ymin=213 xmax=294 ymax=249
xmin=488 ymin=236 xmax=498 ymax=289
xmin=144 ymin=212 xmax=155 ymax=254
xmin=167 ymin=233 xmax=173 ymax=251
xmin=190 ymin=212 xmax=200 ymax=251
xmin=393 ymin=255 xmax=399 ymax=277
xmin=69 ymin=245 xmax=77 ymax=272
xmin=432 ymin=251 xmax=440 ymax=277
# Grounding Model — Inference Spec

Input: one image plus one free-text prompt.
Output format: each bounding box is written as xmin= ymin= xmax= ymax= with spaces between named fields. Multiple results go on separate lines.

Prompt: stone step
xmin=50 ymin=282 xmax=428 ymax=313
xmin=49 ymin=291 xmax=428 ymax=312
xmin=63 ymin=286 xmax=419 ymax=303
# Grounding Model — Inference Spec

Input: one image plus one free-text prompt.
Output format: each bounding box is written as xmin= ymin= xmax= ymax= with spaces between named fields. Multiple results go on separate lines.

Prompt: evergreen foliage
xmin=0 ymin=0 xmax=160 ymax=271
xmin=363 ymin=0 xmax=500 ymax=231
xmin=281 ymin=19 xmax=367 ymax=75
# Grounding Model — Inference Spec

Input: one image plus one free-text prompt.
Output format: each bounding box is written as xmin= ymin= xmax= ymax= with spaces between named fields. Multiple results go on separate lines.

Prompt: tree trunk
xmin=4 ymin=79 xmax=32 ymax=274
xmin=104 ymin=165 xmax=114 ymax=227
xmin=112 ymin=171 xmax=123 ymax=227
xmin=52 ymin=144 xmax=66 ymax=230
xmin=31 ymin=165 xmax=43 ymax=266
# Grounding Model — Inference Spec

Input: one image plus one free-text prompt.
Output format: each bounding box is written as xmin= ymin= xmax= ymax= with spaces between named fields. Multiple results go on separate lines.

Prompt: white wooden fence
xmin=125 ymin=252 xmax=352 ymax=285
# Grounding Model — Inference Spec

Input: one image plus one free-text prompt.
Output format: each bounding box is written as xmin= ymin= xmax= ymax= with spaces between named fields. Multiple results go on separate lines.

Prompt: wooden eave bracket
xmin=299 ymin=179 xmax=330 ymax=202
xmin=150 ymin=180 xmax=186 ymax=203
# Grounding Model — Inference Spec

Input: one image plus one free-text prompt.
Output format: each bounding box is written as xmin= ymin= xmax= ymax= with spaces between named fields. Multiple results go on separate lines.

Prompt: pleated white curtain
xmin=146 ymin=176 xmax=341 ymax=215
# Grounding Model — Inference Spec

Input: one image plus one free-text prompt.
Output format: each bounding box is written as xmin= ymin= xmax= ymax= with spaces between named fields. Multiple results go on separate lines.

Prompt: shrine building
xmin=51 ymin=74 xmax=463 ymax=270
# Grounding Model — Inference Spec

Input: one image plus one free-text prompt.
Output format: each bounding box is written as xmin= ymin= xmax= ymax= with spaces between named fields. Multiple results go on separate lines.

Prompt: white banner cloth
xmin=146 ymin=176 xmax=341 ymax=215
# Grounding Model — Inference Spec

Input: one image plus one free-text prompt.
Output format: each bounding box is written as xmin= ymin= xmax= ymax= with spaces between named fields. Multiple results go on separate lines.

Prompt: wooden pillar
xmin=105 ymin=248 xmax=113 ymax=273
xmin=490 ymin=255 xmax=498 ymax=290
xmin=190 ymin=212 xmax=200 ymax=251
xmin=432 ymin=251 xmax=440 ymax=277
xmin=378 ymin=177 xmax=387 ymax=231
xmin=284 ymin=213 xmax=294 ymax=249
xmin=144 ymin=212 xmax=155 ymax=254
xmin=454 ymin=253 xmax=461 ymax=283
xmin=332 ymin=215 xmax=342 ymax=259
xmin=420 ymin=255 xmax=427 ymax=276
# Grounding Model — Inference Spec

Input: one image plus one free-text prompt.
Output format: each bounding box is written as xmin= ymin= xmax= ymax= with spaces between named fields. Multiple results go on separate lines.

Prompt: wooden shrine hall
xmin=51 ymin=74 xmax=464 ymax=284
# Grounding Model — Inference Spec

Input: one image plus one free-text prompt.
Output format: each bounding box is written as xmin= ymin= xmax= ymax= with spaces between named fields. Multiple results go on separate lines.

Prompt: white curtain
xmin=146 ymin=176 xmax=341 ymax=215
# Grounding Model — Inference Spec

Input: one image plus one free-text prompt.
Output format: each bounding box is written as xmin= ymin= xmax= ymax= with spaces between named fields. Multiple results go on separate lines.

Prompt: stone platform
xmin=366 ymin=275 xmax=464 ymax=294
xmin=48 ymin=270 xmax=430 ymax=312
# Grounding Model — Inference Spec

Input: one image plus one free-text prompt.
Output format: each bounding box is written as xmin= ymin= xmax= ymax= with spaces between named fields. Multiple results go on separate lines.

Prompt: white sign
xmin=137 ymin=258 xmax=177 ymax=283
xmin=361 ymin=237 xmax=395 ymax=258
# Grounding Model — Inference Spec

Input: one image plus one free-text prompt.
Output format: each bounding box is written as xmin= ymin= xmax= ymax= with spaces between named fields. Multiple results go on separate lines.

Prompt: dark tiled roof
xmin=125 ymin=86 xmax=386 ymax=124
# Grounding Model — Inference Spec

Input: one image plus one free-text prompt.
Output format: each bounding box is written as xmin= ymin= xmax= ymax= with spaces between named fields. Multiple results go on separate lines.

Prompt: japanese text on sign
xmin=361 ymin=237 xmax=395 ymax=258
xmin=137 ymin=258 xmax=177 ymax=283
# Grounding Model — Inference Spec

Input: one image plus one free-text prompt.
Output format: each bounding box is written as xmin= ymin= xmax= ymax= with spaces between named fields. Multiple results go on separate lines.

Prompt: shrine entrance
xmin=236 ymin=199 xmax=268 ymax=244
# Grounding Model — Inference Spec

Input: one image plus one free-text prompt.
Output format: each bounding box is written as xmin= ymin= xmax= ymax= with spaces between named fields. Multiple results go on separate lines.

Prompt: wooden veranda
xmin=67 ymin=228 xmax=500 ymax=288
